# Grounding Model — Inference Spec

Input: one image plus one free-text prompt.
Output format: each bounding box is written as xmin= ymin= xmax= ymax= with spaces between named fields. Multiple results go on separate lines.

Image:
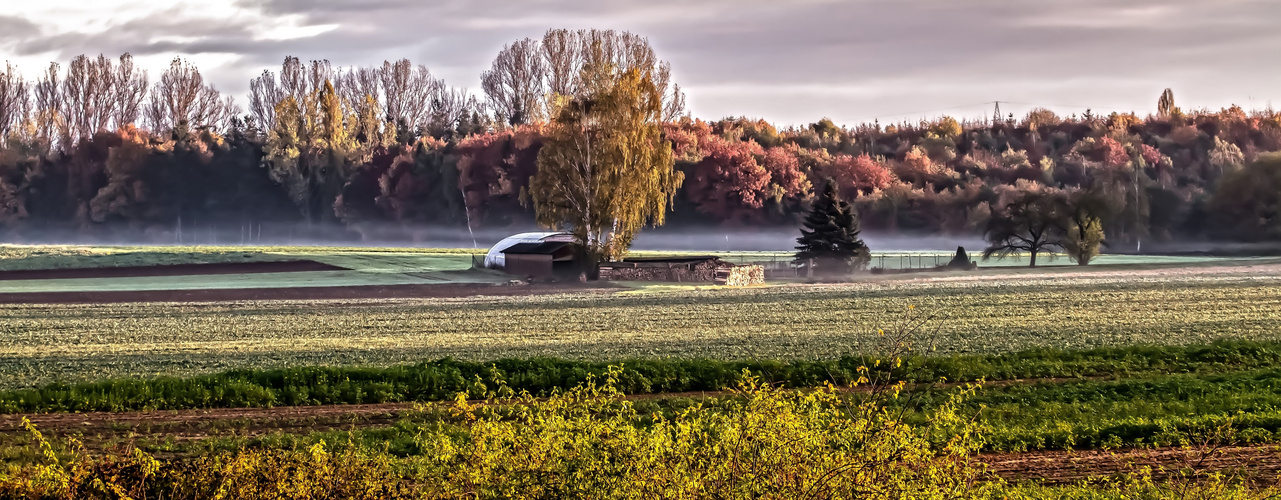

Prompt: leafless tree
xmin=61 ymin=54 xmax=116 ymax=141
xmin=306 ymin=60 xmax=333 ymax=98
xmin=249 ymin=69 xmax=284 ymax=129
xmin=279 ymin=56 xmax=306 ymax=101
xmin=257 ymin=55 xmax=477 ymax=139
xmin=577 ymin=29 xmax=620 ymax=74
xmin=34 ymin=63 xmax=64 ymax=142
xmin=541 ymin=29 xmax=582 ymax=98
xmin=30 ymin=54 xmax=154 ymax=142
xmin=663 ymin=85 xmax=687 ymax=122
xmin=578 ymin=30 xmax=685 ymax=120
xmin=487 ymin=29 xmax=686 ymax=124
xmin=111 ymin=54 xmax=148 ymax=128
xmin=379 ymin=59 xmax=436 ymax=129
xmin=336 ymin=66 xmax=380 ymax=123
xmin=250 ymin=56 xmax=333 ymax=131
xmin=332 ymin=58 xmax=448 ymax=136
xmin=0 ymin=62 xmax=30 ymax=143
xmin=481 ymin=38 xmax=546 ymax=126
xmin=145 ymin=57 xmax=235 ymax=133
xmin=427 ymin=84 xmax=481 ymax=137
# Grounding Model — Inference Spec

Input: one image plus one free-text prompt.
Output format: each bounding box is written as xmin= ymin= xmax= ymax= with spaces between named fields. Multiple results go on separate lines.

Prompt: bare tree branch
xmin=111 ymin=53 xmax=148 ymax=128
xmin=481 ymin=38 xmax=546 ymax=126
xmin=0 ymin=62 xmax=30 ymax=143
xmin=145 ymin=57 xmax=234 ymax=133
xmin=249 ymin=70 xmax=284 ymax=130
xmin=379 ymin=59 xmax=435 ymax=130
xmin=61 ymin=54 xmax=115 ymax=141
xmin=34 ymin=62 xmax=64 ymax=142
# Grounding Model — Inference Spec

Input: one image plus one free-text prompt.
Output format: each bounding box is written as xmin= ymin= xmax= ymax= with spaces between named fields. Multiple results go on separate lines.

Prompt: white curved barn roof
xmin=484 ymin=232 xmax=575 ymax=268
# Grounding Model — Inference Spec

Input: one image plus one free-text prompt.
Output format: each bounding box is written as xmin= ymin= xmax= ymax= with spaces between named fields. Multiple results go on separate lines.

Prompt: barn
xmin=500 ymin=241 xmax=584 ymax=279
xmin=486 ymin=232 xmax=584 ymax=279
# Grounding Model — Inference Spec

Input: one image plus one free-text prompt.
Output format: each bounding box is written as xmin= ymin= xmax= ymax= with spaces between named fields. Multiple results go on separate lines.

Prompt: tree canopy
xmin=0 ymin=43 xmax=1276 ymax=248
xmin=1210 ymin=153 xmax=1281 ymax=240
xmin=982 ymin=190 xmax=1067 ymax=267
xmin=529 ymin=63 xmax=681 ymax=264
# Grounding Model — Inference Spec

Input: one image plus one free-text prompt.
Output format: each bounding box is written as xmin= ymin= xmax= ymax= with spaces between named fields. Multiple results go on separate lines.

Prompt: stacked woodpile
xmin=598 ymin=259 xmax=721 ymax=282
xmin=724 ymin=265 xmax=765 ymax=286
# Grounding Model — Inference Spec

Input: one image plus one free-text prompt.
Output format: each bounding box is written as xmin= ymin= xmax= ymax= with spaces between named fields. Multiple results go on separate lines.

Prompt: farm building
xmin=486 ymin=232 xmax=585 ymax=279
xmin=500 ymin=241 xmax=585 ymax=279
xmin=486 ymin=234 xmax=763 ymax=285
xmin=485 ymin=232 xmax=576 ymax=268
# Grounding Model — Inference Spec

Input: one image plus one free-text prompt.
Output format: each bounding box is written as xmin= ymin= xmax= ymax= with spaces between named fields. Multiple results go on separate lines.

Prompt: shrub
xmin=0 ymin=369 xmax=996 ymax=499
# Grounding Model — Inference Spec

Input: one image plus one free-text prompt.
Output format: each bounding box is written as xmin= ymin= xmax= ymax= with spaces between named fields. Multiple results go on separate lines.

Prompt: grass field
xmin=634 ymin=249 xmax=1255 ymax=268
xmin=0 ymin=243 xmax=1265 ymax=293
xmin=2 ymin=264 xmax=1280 ymax=387
xmin=0 ymin=245 xmax=498 ymax=291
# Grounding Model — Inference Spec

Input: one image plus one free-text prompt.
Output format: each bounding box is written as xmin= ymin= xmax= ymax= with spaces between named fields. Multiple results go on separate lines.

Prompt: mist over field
xmin=0 ymin=222 xmax=987 ymax=253
xmin=6 ymin=222 xmax=1277 ymax=255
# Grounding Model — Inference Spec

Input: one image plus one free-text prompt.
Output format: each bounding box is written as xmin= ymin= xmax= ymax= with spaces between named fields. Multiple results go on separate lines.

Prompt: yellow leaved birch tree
xmin=530 ymin=63 xmax=681 ymax=269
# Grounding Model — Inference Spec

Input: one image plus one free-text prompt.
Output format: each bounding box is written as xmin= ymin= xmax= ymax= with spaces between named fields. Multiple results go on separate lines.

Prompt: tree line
xmin=0 ymin=29 xmax=1278 ymax=247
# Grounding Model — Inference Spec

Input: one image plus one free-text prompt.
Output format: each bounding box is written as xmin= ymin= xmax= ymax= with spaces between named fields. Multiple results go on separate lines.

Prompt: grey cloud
xmin=0 ymin=15 xmax=40 ymax=43
xmin=5 ymin=0 xmax=1279 ymax=125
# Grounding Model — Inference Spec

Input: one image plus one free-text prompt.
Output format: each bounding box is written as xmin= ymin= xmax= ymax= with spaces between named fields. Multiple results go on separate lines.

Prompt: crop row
xmin=5 ymin=339 xmax=1281 ymax=414
xmin=1 ymin=273 xmax=1280 ymax=387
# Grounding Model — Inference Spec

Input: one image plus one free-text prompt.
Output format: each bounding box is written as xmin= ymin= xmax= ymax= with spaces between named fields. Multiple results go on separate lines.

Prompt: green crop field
xmin=0 ymin=245 xmax=287 ymax=270
xmin=0 ymin=244 xmax=485 ymax=272
xmin=0 ymin=245 xmax=500 ymax=292
xmin=2 ymin=263 xmax=1280 ymax=387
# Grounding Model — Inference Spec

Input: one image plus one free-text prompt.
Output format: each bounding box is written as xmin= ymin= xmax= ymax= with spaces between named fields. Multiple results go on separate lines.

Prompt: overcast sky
xmin=1 ymin=0 xmax=1277 ymax=127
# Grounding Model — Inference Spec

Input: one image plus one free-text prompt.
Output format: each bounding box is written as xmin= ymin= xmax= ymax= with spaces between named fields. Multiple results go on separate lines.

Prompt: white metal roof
xmin=484 ymin=232 xmax=575 ymax=268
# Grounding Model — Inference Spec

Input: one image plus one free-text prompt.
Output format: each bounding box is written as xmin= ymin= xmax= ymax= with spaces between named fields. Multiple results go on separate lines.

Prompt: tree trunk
xmin=1029 ymin=250 xmax=1037 ymax=267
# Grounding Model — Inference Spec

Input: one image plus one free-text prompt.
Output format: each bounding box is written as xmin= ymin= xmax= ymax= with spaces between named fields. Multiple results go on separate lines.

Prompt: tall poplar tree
xmin=794 ymin=179 xmax=870 ymax=274
xmin=265 ymin=80 xmax=357 ymax=223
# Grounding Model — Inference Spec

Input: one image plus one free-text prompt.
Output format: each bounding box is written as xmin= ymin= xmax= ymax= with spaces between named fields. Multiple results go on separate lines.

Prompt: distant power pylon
xmin=992 ymin=101 xmax=1002 ymax=125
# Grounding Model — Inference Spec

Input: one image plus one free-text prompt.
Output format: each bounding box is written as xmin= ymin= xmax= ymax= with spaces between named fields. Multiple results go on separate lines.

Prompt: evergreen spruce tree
xmin=794 ymin=179 xmax=870 ymax=274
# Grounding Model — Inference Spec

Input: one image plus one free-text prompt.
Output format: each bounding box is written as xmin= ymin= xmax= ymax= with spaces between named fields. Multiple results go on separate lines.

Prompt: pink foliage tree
xmin=686 ymin=136 xmax=770 ymax=222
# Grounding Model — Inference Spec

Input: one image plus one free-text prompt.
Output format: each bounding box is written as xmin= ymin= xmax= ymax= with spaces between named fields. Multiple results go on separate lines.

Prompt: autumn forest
xmin=0 ymin=28 xmax=1277 ymax=246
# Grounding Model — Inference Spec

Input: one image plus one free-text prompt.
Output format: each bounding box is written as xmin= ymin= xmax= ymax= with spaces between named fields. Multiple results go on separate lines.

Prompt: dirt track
xmin=985 ymin=445 xmax=1281 ymax=483
xmin=0 ymin=260 xmax=347 ymax=280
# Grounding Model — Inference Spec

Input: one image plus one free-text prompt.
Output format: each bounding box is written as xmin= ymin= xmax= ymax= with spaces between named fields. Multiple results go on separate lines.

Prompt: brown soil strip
xmin=0 ymin=260 xmax=346 ymax=281
xmin=0 ymin=282 xmax=611 ymax=304
xmin=0 ymin=403 xmax=414 ymax=429
xmin=981 ymin=445 xmax=1281 ymax=483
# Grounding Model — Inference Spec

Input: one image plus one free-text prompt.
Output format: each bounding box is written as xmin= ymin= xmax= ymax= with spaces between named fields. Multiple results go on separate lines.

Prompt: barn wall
xmin=504 ymin=254 xmax=553 ymax=278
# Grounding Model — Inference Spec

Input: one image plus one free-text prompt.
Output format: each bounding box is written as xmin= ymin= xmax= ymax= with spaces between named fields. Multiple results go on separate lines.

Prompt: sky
xmin=0 ymin=0 xmax=1277 ymax=127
